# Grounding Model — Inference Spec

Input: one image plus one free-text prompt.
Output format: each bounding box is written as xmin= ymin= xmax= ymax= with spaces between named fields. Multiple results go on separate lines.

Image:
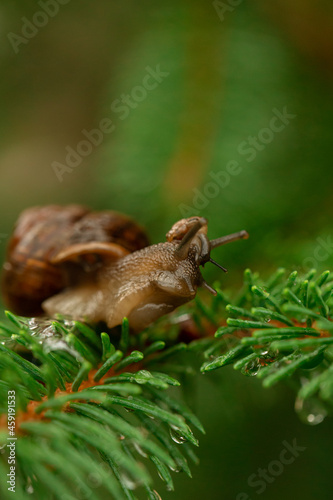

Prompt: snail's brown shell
xmin=1 ymin=205 xmax=149 ymax=316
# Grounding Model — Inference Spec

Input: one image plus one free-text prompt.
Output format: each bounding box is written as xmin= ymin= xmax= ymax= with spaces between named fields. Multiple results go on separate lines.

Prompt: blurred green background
xmin=1 ymin=1 xmax=333 ymax=498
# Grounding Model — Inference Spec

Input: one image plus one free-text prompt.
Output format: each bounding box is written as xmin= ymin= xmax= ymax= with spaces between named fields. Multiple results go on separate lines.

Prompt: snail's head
xmin=155 ymin=217 xmax=249 ymax=299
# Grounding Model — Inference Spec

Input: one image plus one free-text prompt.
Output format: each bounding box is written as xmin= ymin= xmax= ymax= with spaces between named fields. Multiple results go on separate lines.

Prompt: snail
xmin=1 ymin=205 xmax=248 ymax=331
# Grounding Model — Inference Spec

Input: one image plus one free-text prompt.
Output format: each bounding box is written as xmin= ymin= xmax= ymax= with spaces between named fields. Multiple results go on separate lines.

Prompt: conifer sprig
xmin=199 ymin=268 xmax=333 ymax=419
xmin=0 ymin=314 xmax=202 ymax=500
xmin=1 ymin=267 xmax=333 ymax=498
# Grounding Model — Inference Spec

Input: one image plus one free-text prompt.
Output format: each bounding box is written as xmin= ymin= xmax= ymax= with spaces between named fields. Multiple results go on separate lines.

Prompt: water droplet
xmin=169 ymin=463 xmax=182 ymax=473
xmin=241 ymin=359 xmax=261 ymax=377
xmin=28 ymin=318 xmax=38 ymax=329
xmin=26 ymin=485 xmax=34 ymax=495
xmin=42 ymin=338 xmax=82 ymax=361
xmin=63 ymin=319 xmax=75 ymax=328
xmin=28 ymin=318 xmax=60 ymax=342
xmin=25 ymin=478 xmax=34 ymax=494
xmin=1 ymin=339 xmax=15 ymax=348
xmin=124 ymin=407 xmax=135 ymax=413
xmin=295 ymin=396 xmax=327 ymax=425
xmin=135 ymin=370 xmax=153 ymax=384
xmin=151 ymin=490 xmax=162 ymax=500
xmin=120 ymin=472 xmax=141 ymax=490
xmin=132 ymin=441 xmax=148 ymax=458
xmin=268 ymin=347 xmax=279 ymax=357
xmin=169 ymin=426 xmax=187 ymax=444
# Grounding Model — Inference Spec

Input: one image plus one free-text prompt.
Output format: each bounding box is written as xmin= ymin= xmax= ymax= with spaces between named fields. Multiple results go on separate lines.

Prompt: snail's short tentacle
xmin=209 ymin=258 xmax=228 ymax=273
xmin=201 ymin=280 xmax=217 ymax=296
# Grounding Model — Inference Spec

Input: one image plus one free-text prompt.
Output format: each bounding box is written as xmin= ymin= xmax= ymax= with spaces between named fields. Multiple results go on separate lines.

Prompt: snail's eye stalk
xmin=197 ymin=233 xmax=211 ymax=265
xmin=175 ymin=218 xmax=207 ymax=259
xmin=210 ymin=230 xmax=249 ymax=249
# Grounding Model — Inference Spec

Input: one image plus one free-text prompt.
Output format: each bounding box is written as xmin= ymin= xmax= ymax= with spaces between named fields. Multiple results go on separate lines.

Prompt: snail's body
xmin=2 ymin=205 xmax=248 ymax=331
xmin=43 ymin=242 xmax=200 ymax=330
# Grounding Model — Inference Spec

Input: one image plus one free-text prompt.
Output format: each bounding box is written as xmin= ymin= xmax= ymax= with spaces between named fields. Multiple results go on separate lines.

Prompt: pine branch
xmin=2 ymin=267 xmax=333 ymax=497
xmin=0 ymin=314 xmax=202 ymax=500
xmin=198 ymin=268 xmax=333 ymax=423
